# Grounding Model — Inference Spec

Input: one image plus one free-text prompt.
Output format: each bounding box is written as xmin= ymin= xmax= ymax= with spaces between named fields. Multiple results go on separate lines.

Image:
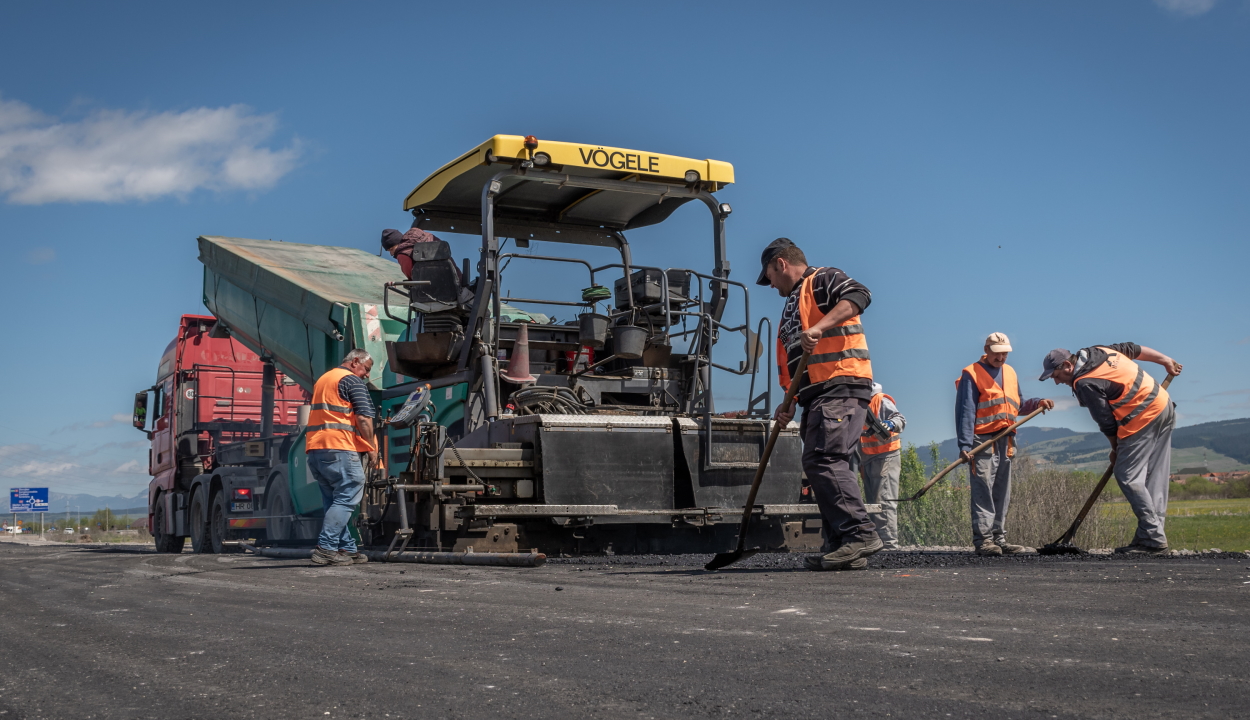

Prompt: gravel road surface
xmin=1 ymin=543 xmax=1247 ymax=719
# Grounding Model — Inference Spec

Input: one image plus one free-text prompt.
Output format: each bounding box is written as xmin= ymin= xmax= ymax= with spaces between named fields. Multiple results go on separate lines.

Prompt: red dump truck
xmin=133 ymin=314 xmax=308 ymax=552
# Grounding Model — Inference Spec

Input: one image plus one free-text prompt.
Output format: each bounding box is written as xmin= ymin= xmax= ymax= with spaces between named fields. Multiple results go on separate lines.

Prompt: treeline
xmin=1170 ymin=475 xmax=1250 ymax=501
xmin=45 ymin=510 xmax=134 ymax=532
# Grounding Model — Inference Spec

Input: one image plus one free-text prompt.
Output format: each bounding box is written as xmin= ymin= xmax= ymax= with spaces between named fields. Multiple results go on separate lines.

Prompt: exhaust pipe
xmin=241 ymin=544 xmax=311 ymax=559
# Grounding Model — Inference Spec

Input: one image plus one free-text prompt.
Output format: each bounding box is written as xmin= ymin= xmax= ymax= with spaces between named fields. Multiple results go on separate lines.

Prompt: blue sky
xmin=1 ymin=0 xmax=1247 ymax=498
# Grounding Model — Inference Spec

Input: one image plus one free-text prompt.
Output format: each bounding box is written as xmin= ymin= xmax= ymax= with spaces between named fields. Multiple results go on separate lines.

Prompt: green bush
xmin=892 ymin=444 xmax=1138 ymax=548
xmin=1169 ymin=476 xmax=1250 ymax=500
xmin=896 ymin=442 xmax=971 ymax=546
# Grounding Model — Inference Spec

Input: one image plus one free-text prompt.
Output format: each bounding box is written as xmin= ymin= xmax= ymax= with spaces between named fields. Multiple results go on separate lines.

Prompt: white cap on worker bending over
xmin=984 ymin=332 xmax=1012 ymax=353
xmin=872 ymin=381 xmax=884 ymax=395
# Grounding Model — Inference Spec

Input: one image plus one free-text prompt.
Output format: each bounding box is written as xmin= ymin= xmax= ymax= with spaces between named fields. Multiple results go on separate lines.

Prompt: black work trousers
xmin=799 ymin=395 xmax=876 ymax=550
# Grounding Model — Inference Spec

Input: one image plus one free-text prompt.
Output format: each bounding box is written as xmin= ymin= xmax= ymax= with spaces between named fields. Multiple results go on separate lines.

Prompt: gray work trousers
xmin=969 ymin=435 xmax=1013 ymax=547
xmin=800 ymin=395 xmax=877 ymax=552
xmin=1114 ymin=403 xmax=1175 ymax=548
xmin=858 ymin=449 xmax=900 ymax=549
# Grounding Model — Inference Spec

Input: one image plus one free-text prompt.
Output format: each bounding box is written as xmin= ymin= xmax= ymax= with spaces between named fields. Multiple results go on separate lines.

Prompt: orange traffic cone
xmin=502 ymin=322 xmax=537 ymax=384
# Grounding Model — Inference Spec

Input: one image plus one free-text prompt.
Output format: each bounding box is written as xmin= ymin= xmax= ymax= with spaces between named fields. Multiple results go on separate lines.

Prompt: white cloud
xmin=0 ymin=441 xmax=145 ymax=495
xmin=1154 ymin=0 xmax=1218 ymax=16
xmin=1048 ymin=396 xmax=1080 ymax=412
xmin=0 ymin=95 xmax=301 ymax=205
xmin=0 ymin=443 xmax=39 ymax=460
xmin=8 ymin=460 xmax=79 ymax=476
xmin=111 ymin=460 xmax=145 ymax=475
xmin=110 ymin=413 xmax=131 ymax=423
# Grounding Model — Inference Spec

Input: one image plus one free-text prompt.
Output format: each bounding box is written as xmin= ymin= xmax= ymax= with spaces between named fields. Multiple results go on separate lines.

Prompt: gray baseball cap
xmin=1038 ymin=348 xmax=1072 ymax=381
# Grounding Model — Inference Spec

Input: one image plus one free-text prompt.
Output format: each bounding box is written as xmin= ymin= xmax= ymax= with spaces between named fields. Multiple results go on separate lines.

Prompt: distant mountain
xmin=47 ymin=491 xmax=148 ymax=513
xmin=921 ymin=418 xmax=1250 ymax=474
xmin=1172 ymin=418 xmax=1250 ymax=464
xmin=927 ymin=426 xmax=1083 ymax=471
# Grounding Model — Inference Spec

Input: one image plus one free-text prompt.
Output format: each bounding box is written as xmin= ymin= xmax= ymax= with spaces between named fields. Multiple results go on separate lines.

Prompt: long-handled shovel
xmin=892 ymin=406 xmax=1049 ymax=503
xmin=705 ymin=352 xmax=809 ymax=571
xmin=1039 ymin=373 xmax=1175 ymax=555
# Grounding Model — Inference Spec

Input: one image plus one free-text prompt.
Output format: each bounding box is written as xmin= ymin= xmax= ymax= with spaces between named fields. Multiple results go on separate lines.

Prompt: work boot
xmin=311 ymin=546 xmax=352 ymax=566
xmin=996 ymin=542 xmax=1028 ymax=555
xmin=975 ymin=542 xmax=1003 ymax=557
xmin=1114 ymin=543 xmax=1169 ymax=555
xmin=341 ymin=551 xmax=369 ymax=564
xmin=816 ymin=534 xmax=884 ymax=570
xmin=804 ymin=556 xmax=868 ymax=572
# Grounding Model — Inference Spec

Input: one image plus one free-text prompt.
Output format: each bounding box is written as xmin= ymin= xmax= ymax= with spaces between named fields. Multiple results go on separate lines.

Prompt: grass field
xmin=1102 ymin=498 xmax=1250 ymax=551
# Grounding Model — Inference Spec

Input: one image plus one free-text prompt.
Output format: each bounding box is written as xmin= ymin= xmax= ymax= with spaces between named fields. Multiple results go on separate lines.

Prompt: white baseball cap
xmin=984 ymin=332 xmax=1012 ymax=353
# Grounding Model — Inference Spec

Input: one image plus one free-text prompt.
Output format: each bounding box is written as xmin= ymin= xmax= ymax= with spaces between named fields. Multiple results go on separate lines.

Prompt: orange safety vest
xmin=956 ymin=360 xmax=1020 ymax=436
xmin=860 ymin=392 xmax=902 ymax=455
xmin=777 ymin=269 xmax=872 ymax=390
xmin=1078 ymin=347 xmax=1170 ymax=439
xmin=306 ymin=367 xmax=376 ymax=452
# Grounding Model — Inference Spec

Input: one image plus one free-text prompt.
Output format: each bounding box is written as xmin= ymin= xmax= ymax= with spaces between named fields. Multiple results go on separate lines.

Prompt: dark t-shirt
xmin=777 ymin=266 xmax=873 ymax=405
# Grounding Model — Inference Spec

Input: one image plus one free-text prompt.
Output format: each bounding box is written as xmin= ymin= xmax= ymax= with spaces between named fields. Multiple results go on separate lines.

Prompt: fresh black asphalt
xmin=1 ymin=543 xmax=1247 ymax=719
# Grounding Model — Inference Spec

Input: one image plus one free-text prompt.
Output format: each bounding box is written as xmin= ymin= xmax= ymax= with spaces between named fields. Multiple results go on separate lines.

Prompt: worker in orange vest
xmin=956 ymin=333 xmax=1054 ymax=556
xmin=306 ymin=348 xmax=379 ymax=566
xmin=858 ymin=382 xmax=905 ymax=549
xmin=1040 ymin=343 xmax=1182 ymax=554
xmin=759 ymin=238 xmax=882 ymax=571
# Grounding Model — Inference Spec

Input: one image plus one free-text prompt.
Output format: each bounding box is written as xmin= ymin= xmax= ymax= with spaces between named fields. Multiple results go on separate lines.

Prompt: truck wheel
xmin=152 ymin=496 xmax=185 ymax=554
xmin=210 ymin=492 xmax=239 ymax=554
xmin=267 ymin=475 xmax=300 ymax=541
xmin=189 ymin=486 xmax=210 ymax=553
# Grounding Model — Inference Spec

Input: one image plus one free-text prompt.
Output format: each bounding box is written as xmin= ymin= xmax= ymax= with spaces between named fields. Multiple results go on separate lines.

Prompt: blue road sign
xmin=10 ymin=487 xmax=49 ymax=513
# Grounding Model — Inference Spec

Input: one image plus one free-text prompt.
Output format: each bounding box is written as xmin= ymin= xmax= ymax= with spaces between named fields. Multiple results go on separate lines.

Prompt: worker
xmin=858 ymin=382 xmax=905 ymax=550
xmin=306 ymin=348 xmax=379 ymax=566
xmin=759 ymin=237 xmax=882 ymax=571
xmin=381 ymin=226 xmax=460 ymax=282
xmin=1039 ymin=343 xmax=1181 ymax=554
xmin=955 ymin=332 xmax=1054 ymax=556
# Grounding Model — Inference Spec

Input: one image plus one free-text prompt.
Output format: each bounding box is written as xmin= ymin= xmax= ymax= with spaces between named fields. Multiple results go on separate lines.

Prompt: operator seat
xmin=406 ymin=239 xmax=462 ymax=308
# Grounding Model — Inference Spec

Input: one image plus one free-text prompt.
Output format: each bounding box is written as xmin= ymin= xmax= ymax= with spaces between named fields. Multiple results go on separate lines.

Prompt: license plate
xmin=231 ymin=502 xmax=253 ymax=512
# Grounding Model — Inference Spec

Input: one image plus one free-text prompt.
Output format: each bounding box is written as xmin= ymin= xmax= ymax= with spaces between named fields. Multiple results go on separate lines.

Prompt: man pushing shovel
xmin=1040 ymin=343 xmax=1181 ymax=555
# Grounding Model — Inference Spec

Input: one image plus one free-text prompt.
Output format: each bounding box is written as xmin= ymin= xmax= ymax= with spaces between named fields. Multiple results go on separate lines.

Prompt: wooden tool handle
xmin=732 ymin=352 xmax=809 ymax=549
xmin=909 ymin=405 xmax=1048 ymax=501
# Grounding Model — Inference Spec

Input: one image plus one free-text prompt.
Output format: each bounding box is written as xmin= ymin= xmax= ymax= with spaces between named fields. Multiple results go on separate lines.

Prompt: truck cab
xmin=133 ymin=314 xmax=308 ymax=552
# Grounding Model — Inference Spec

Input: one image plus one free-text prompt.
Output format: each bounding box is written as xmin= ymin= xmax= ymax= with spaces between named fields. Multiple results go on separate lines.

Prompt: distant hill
xmin=921 ymin=418 xmax=1250 ymax=474
xmin=46 ymin=491 xmax=148 ymax=513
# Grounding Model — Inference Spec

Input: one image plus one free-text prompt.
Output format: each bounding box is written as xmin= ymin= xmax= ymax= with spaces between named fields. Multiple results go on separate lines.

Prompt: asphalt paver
xmin=1 ymin=543 xmax=1247 ymax=719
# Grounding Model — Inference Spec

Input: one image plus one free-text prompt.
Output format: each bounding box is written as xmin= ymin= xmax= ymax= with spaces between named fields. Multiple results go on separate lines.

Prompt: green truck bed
xmin=199 ymin=236 xmax=408 ymax=392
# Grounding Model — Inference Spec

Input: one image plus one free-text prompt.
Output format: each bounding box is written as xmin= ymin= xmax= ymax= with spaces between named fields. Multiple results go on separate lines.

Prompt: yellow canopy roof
xmin=403 ymin=136 xmax=733 ymax=239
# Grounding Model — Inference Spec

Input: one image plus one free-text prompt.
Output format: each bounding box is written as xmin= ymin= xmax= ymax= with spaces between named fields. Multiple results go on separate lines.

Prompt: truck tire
xmin=266 ymin=474 xmax=317 ymax=542
xmin=210 ymin=491 xmax=240 ymax=554
xmin=152 ymin=495 xmax=185 ymax=554
xmin=189 ymin=486 xmax=210 ymax=553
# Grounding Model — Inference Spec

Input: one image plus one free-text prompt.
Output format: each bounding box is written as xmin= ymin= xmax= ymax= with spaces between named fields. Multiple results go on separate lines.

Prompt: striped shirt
xmin=778 ymin=266 xmax=873 ymax=405
xmin=338 ymin=373 xmax=376 ymax=418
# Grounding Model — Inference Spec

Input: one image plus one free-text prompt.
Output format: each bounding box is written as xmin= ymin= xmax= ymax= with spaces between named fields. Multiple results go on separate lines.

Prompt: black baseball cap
xmin=756 ymin=237 xmax=795 ymax=286
xmin=1039 ymin=348 xmax=1072 ymax=381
